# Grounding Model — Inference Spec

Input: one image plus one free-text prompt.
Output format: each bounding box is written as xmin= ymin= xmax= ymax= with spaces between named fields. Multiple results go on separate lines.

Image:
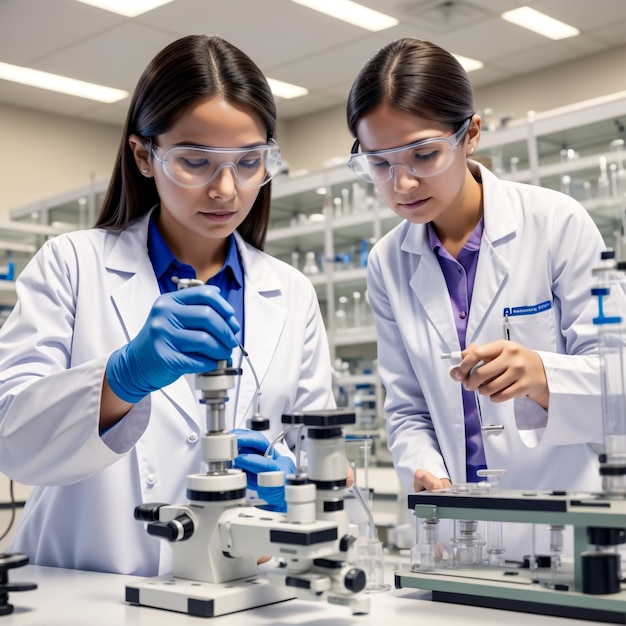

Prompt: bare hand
xmin=346 ymin=463 xmax=355 ymax=488
xmin=449 ymin=340 xmax=549 ymax=409
xmin=414 ymin=469 xmax=452 ymax=492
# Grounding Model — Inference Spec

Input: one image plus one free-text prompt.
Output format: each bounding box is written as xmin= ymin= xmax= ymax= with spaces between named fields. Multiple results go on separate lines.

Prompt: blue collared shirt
xmin=147 ymin=214 xmax=245 ymax=342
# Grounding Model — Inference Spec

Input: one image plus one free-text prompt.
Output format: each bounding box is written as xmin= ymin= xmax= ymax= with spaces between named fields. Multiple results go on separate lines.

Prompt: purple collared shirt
xmin=427 ymin=219 xmax=487 ymax=482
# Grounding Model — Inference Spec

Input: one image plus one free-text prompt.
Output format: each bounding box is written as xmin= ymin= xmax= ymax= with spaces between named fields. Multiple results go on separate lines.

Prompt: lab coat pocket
xmin=505 ymin=308 xmax=557 ymax=352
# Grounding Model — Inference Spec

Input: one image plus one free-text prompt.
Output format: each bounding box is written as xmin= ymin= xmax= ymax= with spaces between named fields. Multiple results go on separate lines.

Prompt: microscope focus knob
xmin=134 ymin=503 xmax=169 ymax=522
xmin=343 ymin=567 xmax=367 ymax=593
xmin=147 ymin=514 xmax=194 ymax=542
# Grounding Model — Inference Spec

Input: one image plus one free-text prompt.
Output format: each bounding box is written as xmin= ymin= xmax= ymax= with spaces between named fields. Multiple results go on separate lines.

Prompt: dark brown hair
xmin=96 ymin=34 xmax=277 ymax=250
xmin=347 ymin=38 xmax=474 ymax=137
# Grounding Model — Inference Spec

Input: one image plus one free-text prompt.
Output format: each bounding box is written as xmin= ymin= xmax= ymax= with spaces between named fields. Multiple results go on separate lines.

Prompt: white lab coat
xmin=367 ymin=163 xmax=621 ymax=558
xmin=0 ymin=211 xmax=335 ymax=575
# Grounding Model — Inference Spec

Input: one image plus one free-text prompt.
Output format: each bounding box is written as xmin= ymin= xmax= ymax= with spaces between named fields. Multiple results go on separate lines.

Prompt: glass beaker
xmin=356 ymin=537 xmax=391 ymax=593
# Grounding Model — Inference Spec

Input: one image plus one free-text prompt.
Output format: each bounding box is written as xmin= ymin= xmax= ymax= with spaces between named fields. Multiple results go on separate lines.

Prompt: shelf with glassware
xmin=268 ymin=163 xmax=401 ymax=347
xmin=267 ymin=164 xmax=402 ymax=440
xmin=0 ymin=220 xmax=74 ymax=308
xmin=475 ymin=90 xmax=626 ymax=252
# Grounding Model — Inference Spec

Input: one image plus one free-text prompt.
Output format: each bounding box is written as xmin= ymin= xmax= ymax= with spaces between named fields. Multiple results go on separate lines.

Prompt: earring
xmin=142 ymin=168 xmax=148 ymax=173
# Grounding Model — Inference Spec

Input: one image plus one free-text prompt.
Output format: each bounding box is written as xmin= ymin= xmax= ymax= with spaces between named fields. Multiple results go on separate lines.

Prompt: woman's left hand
xmin=449 ymin=340 xmax=549 ymax=409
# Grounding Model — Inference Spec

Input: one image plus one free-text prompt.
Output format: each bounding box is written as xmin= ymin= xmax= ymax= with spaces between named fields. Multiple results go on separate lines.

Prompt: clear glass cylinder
xmin=486 ymin=521 xmax=505 ymax=566
xmin=598 ymin=322 xmax=626 ymax=495
xmin=549 ymin=524 xmax=565 ymax=579
xmin=411 ymin=517 xmax=439 ymax=573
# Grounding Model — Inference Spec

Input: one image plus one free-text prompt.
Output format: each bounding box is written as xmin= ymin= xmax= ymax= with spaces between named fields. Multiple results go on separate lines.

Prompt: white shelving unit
xmin=0 ymin=220 xmax=74 ymax=307
xmin=477 ymin=90 xmax=626 ymax=253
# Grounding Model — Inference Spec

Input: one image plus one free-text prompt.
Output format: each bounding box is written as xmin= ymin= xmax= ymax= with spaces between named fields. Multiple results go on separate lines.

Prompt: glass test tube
xmin=477 ymin=469 xmax=507 ymax=566
xmin=549 ymin=524 xmax=565 ymax=581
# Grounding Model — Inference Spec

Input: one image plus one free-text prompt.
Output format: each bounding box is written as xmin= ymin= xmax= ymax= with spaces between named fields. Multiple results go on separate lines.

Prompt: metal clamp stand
xmin=0 ymin=553 xmax=37 ymax=616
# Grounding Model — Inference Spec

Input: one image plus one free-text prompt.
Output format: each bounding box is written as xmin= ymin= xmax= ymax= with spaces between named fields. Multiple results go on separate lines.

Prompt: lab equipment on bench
xmin=125 ymin=372 xmax=369 ymax=616
xmin=345 ymin=435 xmax=391 ymax=594
xmin=394 ymin=252 xmax=626 ymax=623
xmin=0 ymin=553 xmax=36 ymax=615
xmin=125 ymin=280 xmax=369 ymax=617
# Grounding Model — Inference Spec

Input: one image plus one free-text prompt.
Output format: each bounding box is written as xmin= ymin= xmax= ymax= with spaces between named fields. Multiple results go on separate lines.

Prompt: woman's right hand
xmin=413 ymin=468 xmax=452 ymax=492
xmin=105 ymin=285 xmax=240 ymax=403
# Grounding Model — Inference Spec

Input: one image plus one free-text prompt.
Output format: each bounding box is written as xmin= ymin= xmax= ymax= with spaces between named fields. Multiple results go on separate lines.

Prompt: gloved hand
xmin=106 ymin=285 xmax=240 ymax=403
xmin=231 ymin=429 xmax=296 ymax=512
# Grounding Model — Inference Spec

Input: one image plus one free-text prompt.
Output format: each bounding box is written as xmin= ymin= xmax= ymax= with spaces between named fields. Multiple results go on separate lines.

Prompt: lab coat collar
xmin=104 ymin=210 xmax=201 ymax=431
xmin=230 ymin=230 xmax=287 ymax=423
xmin=106 ymin=210 xmax=159 ymax=342
xmin=401 ymin=163 xmax=517 ymax=349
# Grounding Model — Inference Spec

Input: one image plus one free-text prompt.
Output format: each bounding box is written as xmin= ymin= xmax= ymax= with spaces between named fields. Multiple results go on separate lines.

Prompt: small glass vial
xmin=411 ymin=517 xmax=440 ymax=573
xmin=302 ymin=251 xmax=319 ymax=276
xmin=336 ymin=296 xmax=348 ymax=329
xmin=549 ymin=524 xmax=565 ymax=581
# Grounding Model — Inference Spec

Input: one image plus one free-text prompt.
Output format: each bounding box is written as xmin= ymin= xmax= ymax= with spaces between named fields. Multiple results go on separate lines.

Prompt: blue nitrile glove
xmin=106 ymin=285 xmax=240 ymax=403
xmin=231 ymin=429 xmax=296 ymax=512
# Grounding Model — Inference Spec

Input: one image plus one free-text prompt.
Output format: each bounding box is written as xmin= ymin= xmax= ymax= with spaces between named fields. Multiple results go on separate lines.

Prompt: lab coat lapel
xmin=405 ymin=224 xmax=459 ymax=352
xmin=233 ymin=232 xmax=286 ymax=424
xmin=466 ymin=168 xmax=516 ymax=343
xmin=105 ymin=212 xmax=200 ymax=428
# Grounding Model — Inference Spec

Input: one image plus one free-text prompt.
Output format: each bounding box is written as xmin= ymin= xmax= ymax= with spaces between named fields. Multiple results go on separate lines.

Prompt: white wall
xmin=0 ymin=102 xmax=120 ymax=218
xmin=2 ymin=43 xmax=626 ymax=217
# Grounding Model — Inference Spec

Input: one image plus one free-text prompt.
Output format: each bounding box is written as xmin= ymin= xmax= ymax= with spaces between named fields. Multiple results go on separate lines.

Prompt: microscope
xmin=125 ymin=331 xmax=370 ymax=617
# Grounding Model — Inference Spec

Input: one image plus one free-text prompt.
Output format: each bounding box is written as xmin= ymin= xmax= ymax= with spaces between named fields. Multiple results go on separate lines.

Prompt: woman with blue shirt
xmin=0 ymin=35 xmax=335 ymax=575
xmin=346 ymin=38 xmax=621 ymax=558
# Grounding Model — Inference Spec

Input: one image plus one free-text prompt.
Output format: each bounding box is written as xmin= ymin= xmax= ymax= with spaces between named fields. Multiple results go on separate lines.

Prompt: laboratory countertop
xmin=5 ymin=555 xmax=611 ymax=626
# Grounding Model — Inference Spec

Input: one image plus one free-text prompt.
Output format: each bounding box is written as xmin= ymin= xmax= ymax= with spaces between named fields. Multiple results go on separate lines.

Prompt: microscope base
xmin=396 ymin=568 xmax=626 ymax=624
xmin=126 ymin=573 xmax=296 ymax=618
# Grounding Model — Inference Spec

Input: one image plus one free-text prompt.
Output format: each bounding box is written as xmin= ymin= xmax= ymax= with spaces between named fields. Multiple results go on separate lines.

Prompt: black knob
xmin=249 ymin=416 xmax=270 ymax=431
xmin=147 ymin=514 xmax=194 ymax=542
xmin=344 ymin=567 xmax=366 ymax=593
xmin=339 ymin=534 xmax=357 ymax=552
xmin=134 ymin=503 xmax=169 ymax=521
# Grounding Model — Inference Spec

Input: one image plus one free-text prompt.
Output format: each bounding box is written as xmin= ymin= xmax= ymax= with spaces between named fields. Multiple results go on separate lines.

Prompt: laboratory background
xmin=1 ymin=0 xmax=626 ymax=624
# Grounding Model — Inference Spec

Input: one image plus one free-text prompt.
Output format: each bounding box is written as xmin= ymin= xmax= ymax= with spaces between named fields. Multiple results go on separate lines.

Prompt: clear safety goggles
xmin=150 ymin=139 xmax=282 ymax=189
xmin=348 ymin=118 xmax=472 ymax=184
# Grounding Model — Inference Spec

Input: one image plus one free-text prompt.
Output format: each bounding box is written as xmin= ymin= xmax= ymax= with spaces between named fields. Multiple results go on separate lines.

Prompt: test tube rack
xmin=395 ymin=489 xmax=626 ymax=623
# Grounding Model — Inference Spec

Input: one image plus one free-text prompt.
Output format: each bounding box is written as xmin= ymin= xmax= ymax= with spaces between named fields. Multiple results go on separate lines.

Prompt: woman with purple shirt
xmin=346 ymin=38 xmax=619 ymax=557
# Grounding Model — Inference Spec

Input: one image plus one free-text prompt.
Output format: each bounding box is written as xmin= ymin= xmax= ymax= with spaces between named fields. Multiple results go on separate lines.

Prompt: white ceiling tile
xmin=0 ymin=0 xmax=124 ymax=64
xmin=0 ymin=0 xmax=625 ymax=126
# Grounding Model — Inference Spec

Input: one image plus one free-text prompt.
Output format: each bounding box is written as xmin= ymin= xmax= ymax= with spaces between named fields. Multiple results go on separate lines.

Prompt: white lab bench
xmin=5 ymin=557 xmax=609 ymax=626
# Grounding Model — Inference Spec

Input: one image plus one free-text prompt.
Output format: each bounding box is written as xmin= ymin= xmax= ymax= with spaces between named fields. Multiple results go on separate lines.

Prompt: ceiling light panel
xmin=75 ymin=0 xmax=175 ymax=18
xmin=501 ymin=6 xmax=580 ymax=40
xmin=0 ymin=62 xmax=128 ymax=103
xmin=266 ymin=78 xmax=309 ymax=100
xmin=453 ymin=54 xmax=484 ymax=73
xmin=291 ymin=0 xmax=399 ymax=31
